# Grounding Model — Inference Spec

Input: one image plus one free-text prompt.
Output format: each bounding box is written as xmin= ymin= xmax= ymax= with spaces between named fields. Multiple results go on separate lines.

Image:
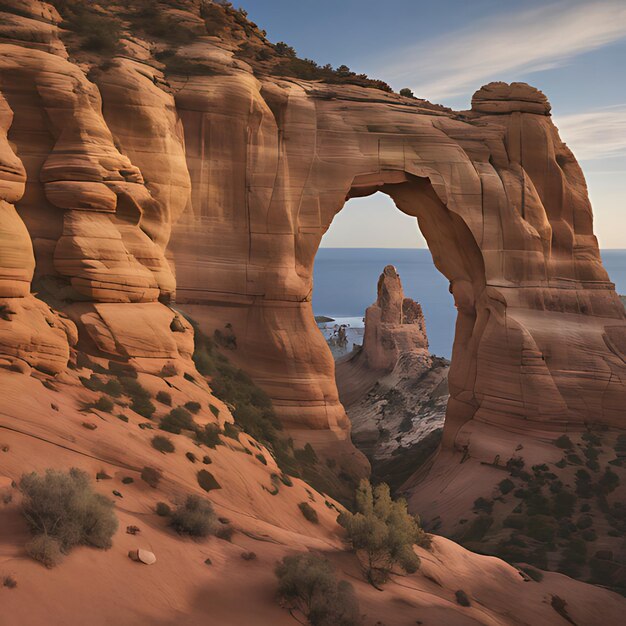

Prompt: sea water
xmin=313 ymin=248 xmax=626 ymax=359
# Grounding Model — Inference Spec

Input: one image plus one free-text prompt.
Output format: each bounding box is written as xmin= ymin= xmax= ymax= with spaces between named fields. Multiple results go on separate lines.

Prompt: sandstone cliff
xmin=0 ymin=1 xmax=625 ymax=620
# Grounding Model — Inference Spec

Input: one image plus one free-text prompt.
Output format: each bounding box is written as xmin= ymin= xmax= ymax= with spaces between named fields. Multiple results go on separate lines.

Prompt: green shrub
xmin=294 ymin=443 xmax=318 ymax=465
xmin=338 ymin=480 xmax=426 ymax=585
xmin=197 ymin=470 xmax=221 ymax=492
xmin=160 ymin=407 xmax=195 ymax=434
xmin=209 ymin=404 xmax=220 ymax=417
xmin=184 ymin=401 xmax=201 ymax=414
xmin=93 ymin=396 xmax=114 ymax=412
xmin=170 ymin=495 xmax=217 ymax=537
xmin=298 ymin=502 xmax=319 ymax=524
xmin=554 ymin=435 xmax=573 ymax=449
xmin=223 ymin=422 xmax=241 ymax=440
xmin=255 ymin=453 xmax=267 ymax=465
xmin=20 ymin=469 xmax=118 ymax=566
xmin=473 ymin=497 xmax=493 ymax=513
xmin=186 ymin=452 xmax=197 ymax=463
xmin=155 ymin=502 xmax=171 ymax=517
xmin=499 ymin=479 xmax=515 ymax=495
xmin=156 ymin=391 xmax=172 ymax=406
xmin=152 ymin=435 xmax=175 ymax=454
xmin=599 ymin=468 xmax=620 ymax=494
xmin=131 ymin=398 xmax=156 ymax=419
xmin=455 ymin=590 xmax=471 ymax=607
xmin=141 ymin=466 xmax=162 ymax=488
xmin=399 ymin=87 xmax=415 ymax=98
xmin=520 ymin=565 xmax=544 ymax=582
xmin=576 ymin=514 xmax=593 ymax=530
xmin=196 ymin=424 xmax=221 ymax=448
xmin=275 ymin=554 xmax=361 ymax=625
xmin=102 ymin=379 xmax=123 ymax=397
xmin=526 ymin=516 xmax=556 ymax=543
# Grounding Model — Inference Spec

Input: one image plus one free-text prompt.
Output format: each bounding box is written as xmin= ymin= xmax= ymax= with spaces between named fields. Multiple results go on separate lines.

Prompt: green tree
xmin=399 ymin=87 xmax=415 ymax=98
xmin=338 ymin=480 xmax=428 ymax=585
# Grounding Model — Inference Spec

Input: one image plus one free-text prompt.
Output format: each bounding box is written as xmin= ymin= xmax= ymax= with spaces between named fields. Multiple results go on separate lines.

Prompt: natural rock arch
xmin=171 ymin=79 xmax=625 ymax=476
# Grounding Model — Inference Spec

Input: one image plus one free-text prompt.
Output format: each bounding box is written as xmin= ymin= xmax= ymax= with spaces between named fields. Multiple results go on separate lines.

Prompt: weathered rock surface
xmin=336 ymin=265 xmax=449 ymax=485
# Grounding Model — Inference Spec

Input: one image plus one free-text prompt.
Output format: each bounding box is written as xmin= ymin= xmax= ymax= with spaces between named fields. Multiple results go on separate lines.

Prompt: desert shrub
xmin=209 ymin=404 xmax=220 ymax=417
xmin=499 ymin=478 xmax=515 ymax=495
xmin=160 ymin=407 xmax=195 ymax=434
xmin=554 ymin=435 xmax=573 ymax=449
xmin=186 ymin=452 xmax=197 ymax=464
xmin=20 ymin=469 xmax=118 ymax=565
xmin=91 ymin=395 xmax=114 ymax=413
xmin=184 ymin=401 xmax=201 ymax=414
xmin=399 ymin=87 xmax=415 ymax=98
xmin=255 ymin=453 xmax=267 ymax=465
xmin=195 ymin=424 xmax=221 ymax=448
xmin=521 ymin=565 xmax=544 ymax=581
xmin=103 ymin=379 xmax=123 ymax=397
xmin=576 ymin=514 xmax=593 ymax=530
xmin=170 ymin=495 xmax=217 ymax=537
xmin=599 ymin=468 xmax=620 ymax=494
xmin=64 ymin=10 xmax=121 ymax=53
xmin=155 ymin=502 xmax=171 ymax=517
xmin=461 ymin=515 xmax=493 ymax=542
xmin=2 ymin=574 xmax=17 ymax=589
xmin=503 ymin=514 xmax=526 ymax=530
xmin=121 ymin=476 xmax=134 ymax=485
xmin=130 ymin=397 xmax=156 ymax=419
xmin=295 ymin=443 xmax=318 ymax=466
xmin=473 ymin=497 xmax=493 ymax=513
xmin=526 ymin=516 xmax=556 ymax=543
xmin=582 ymin=528 xmax=597 ymax=541
xmin=275 ymin=554 xmax=361 ymax=625
xmin=197 ymin=470 xmax=221 ymax=492
xmin=552 ymin=490 xmax=576 ymax=518
xmin=241 ymin=551 xmax=257 ymax=561
xmin=338 ymin=480 xmax=426 ymax=585
xmin=215 ymin=524 xmax=234 ymax=541
xmin=152 ymin=435 xmax=175 ymax=454
xmin=25 ymin=535 xmax=63 ymax=568
xmin=156 ymin=391 xmax=172 ymax=406
xmin=280 ymin=473 xmax=293 ymax=487
xmin=298 ymin=502 xmax=319 ymax=524
xmin=141 ymin=466 xmax=162 ymax=489
xmin=455 ymin=590 xmax=471 ymax=607
xmin=80 ymin=374 xmax=104 ymax=391
xmin=223 ymin=422 xmax=241 ymax=440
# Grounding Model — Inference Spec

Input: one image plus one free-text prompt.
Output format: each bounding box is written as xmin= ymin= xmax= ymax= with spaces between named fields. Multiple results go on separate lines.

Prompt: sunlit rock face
xmin=0 ymin=0 xmax=623 ymax=471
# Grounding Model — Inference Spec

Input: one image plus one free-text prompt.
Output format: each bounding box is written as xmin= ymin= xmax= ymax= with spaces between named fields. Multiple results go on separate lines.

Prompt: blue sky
xmin=239 ymin=0 xmax=626 ymax=248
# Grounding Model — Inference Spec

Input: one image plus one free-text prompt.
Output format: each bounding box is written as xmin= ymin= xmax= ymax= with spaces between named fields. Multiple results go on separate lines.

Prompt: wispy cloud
xmin=373 ymin=0 xmax=626 ymax=101
xmin=555 ymin=105 xmax=626 ymax=160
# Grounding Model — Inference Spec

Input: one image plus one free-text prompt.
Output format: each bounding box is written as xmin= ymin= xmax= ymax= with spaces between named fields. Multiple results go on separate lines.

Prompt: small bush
xmin=160 ymin=407 xmax=195 ymax=434
xmin=202 ymin=455 xmax=212 ymax=465
xmin=25 ymin=535 xmax=63 ymax=569
xmin=255 ymin=453 xmax=267 ymax=465
xmin=186 ymin=452 xmax=197 ymax=464
xmin=131 ymin=397 xmax=156 ymax=419
xmin=2 ymin=575 xmax=17 ymax=589
xmin=275 ymin=554 xmax=361 ymax=625
xmin=338 ymin=480 xmax=426 ymax=585
xmin=20 ymin=469 xmax=118 ymax=565
xmin=215 ymin=524 xmax=234 ymax=541
xmin=141 ymin=466 xmax=162 ymax=488
xmin=155 ymin=502 xmax=171 ymax=517
xmin=197 ymin=470 xmax=221 ymax=492
xmin=184 ymin=401 xmax=201 ymax=414
xmin=554 ymin=435 xmax=573 ymax=449
xmin=209 ymin=404 xmax=220 ymax=417
xmin=599 ymin=468 xmax=620 ymax=494
xmin=121 ymin=476 xmax=134 ymax=485
xmin=399 ymin=87 xmax=415 ymax=98
xmin=499 ymin=479 xmax=515 ymax=495
xmin=170 ymin=495 xmax=217 ymax=537
xmin=241 ymin=551 xmax=257 ymax=561
xmin=156 ymin=391 xmax=172 ymax=406
xmin=196 ymin=424 xmax=221 ymax=448
xmin=455 ymin=590 xmax=471 ymax=607
xmin=93 ymin=396 xmax=114 ymax=413
xmin=473 ymin=497 xmax=493 ymax=513
xmin=280 ymin=473 xmax=293 ymax=487
xmin=298 ymin=501 xmax=319 ymax=524
xmin=223 ymin=422 xmax=240 ymax=440
xmin=152 ymin=435 xmax=175 ymax=454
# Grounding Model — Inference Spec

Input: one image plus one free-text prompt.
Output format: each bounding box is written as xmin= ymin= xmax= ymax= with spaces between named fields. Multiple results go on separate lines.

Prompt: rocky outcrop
xmin=336 ymin=265 xmax=449 ymax=485
xmin=0 ymin=0 xmax=623 ymax=516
